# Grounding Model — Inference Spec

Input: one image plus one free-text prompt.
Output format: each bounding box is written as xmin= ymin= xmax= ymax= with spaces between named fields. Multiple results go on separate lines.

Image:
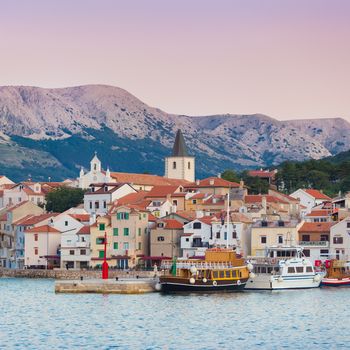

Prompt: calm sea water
xmin=0 ymin=278 xmax=349 ymax=350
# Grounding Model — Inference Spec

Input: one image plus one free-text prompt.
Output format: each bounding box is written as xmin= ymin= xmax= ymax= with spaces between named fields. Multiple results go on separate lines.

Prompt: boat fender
xmin=155 ymin=283 xmax=162 ymax=291
xmin=278 ymin=276 xmax=283 ymax=282
xmin=202 ymin=278 xmax=207 ymax=283
xmin=190 ymin=266 xmax=197 ymax=275
xmin=189 ymin=277 xmax=195 ymax=284
xmin=314 ymin=274 xmax=321 ymax=282
xmin=237 ymin=280 xmax=241 ymax=285
xmin=249 ymin=272 xmax=256 ymax=279
xmin=247 ymin=263 xmax=254 ymax=271
xmin=213 ymin=280 xmax=218 ymax=286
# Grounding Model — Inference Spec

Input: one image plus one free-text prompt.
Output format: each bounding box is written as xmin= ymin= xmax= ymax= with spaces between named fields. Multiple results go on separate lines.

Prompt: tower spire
xmin=172 ymin=129 xmax=189 ymax=157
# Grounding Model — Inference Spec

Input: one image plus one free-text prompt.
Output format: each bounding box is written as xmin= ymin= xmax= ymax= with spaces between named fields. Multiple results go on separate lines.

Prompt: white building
xmin=330 ymin=217 xmax=350 ymax=260
xmin=78 ymin=153 xmax=112 ymax=189
xmin=164 ymin=130 xmax=195 ymax=183
xmin=84 ymin=183 xmax=136 ymax=215
xmin=146 ymin=199 xmax=174 ymax=218
xmin=290 ymin=189 xmax=331 ymax=213
xmin=0 ymin=175 xmax=14 ymax=188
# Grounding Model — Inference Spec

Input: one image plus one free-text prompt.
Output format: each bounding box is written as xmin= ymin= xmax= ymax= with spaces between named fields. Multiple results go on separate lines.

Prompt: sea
xmin=0 ymin=278 xmax=349 ymax=350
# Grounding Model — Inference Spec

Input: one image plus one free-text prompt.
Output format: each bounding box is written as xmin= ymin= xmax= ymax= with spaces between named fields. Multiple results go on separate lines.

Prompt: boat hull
xmin=160 ymin=278 xmax=247 ymax=293
xmin=321 ymin=277 xmax=350 ymax=287
xmin=245 ymin=274 xmax=321 ymax=290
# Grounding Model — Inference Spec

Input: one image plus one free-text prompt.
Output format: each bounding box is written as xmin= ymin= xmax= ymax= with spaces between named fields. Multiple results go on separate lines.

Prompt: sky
xmin=0 ymin=0 xmax=349 ymax=121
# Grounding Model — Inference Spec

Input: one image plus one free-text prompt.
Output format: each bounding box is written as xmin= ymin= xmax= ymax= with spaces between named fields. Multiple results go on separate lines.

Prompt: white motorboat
xmin=245 ymin=246 xmax=322 ymax=290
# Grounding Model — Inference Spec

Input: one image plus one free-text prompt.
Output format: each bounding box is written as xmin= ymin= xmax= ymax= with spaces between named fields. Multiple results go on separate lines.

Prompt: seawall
xmin=0 ymin=268 xmax=154 ymax=280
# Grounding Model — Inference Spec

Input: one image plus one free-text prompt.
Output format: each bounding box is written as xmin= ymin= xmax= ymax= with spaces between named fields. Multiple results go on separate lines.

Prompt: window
xmin=117 ymin=212 xmax=129 ymax=220
xmin=224 ymin=232 xmax=227 ymax=240
xmin=69 ymin=250 xmax=74 ymax=255
xmin=113 ymin=242 xmax=119 ymax=250
xmin=192 ymin=199 xmax=197 ymax=204
xmin=99 ymin=250 xmax=104 ymax=258
xmin=303 ymin=249 xmax=310 ymax=257
xmin=347 ymin=222 xmax=350 ymax=228
xmin=212 ymin=271 xmax=219 ymax=279
xmin=137 ymin=228 xmax=140 ymax=236
xmin=320 ymin=235 xmax=329 ymax=242
xmin=95 ymin=201 xmax=99 ymax=209
xmin=123 ymin=242 xmax=129 ymax=250
xmin=89 ymin=202 xmax=92 ymax=209
xmin=96 ymin=237 xmax=105 ymax=244
xmin=193 ymin=222 xmax=202 ymax=229
xmin=232 ymin=231 xmax=237 ymax=239
xmin=260 ymin=236 xmax=267 ymax=244
xmin=185 ymin=238 xmax=189 ymax=242
xmin=219 ymin=271 xmax=225 ymax=278
xmin=288 ymin=267 xmax=295 ymax=273
xmin=34 ymin=234 xmax=38 ymax=242
xmin=138 ymin=242 xmax=142 ymax=250
xmin=143 ymin=213 xmax=147 ymax=219
xmin=113 ymin=228 xmax=118 ymax=236
xmin=65 ymin=221 xmax=68 ymax=226
xmin=80 ymin=249 xmax=86 ymax=255
xmin=296 ymin=267 xmax=303 ymax=273
xmin=261 ymin=221 xmax=268 ymax=227
xmin=225 ymin=270 xmax=231 ymax=278
xmin=333 ymin=236 xmax=343 ymax=244
xmin=320 ymin=249 xmax=329 ymax=256
xmin=99 ymin=223 xmax=105 ymax=231
xmin=173 ymin=200 xmax=178 ymax=206
xmin=103 ymin=201 xmax=107 ymax=209
xmin=173 ymin=161 xmax=176 ymax=169
xmin=302 ymin=235 xmax=310 ymax=242
xmin=188 ymin=162 xmax=191 ymax=169
xmin=306 ymin=266 xmax=313 ymax=273
xmin=277 ymin=235 xmax=283 ymax=244
xmin=157 ymin=236 xmax=165 ymax=241
xmin=123 ymin=228 xmax=129 ymax=236
xmin=34 ymin=247 xmax=38 ymax=255
xmin=216 ymin=232 xmax=220 ymax=239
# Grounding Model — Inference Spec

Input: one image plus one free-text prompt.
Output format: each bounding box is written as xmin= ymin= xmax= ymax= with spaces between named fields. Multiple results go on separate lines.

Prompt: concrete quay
xmin=55 ymin=277 xmax=157 ymax=294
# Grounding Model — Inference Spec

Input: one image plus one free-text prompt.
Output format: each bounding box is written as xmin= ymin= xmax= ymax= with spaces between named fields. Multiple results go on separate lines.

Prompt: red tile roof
xmin=304 ymin=189 xmax=331 ymax=200
xmin=110 ymin=172 xmax=189 ymax=187
xmin=160 ymin=219 xmax=184 ymax=230
xmin=115 ymin=191 xmax=148 ymax=205
xmin=248 ymin=170 xmax=276 ymax=178
xmin=186 ymin=177 xmax=240 ymax=188
xmin=77 ymin=226 xmax=90 ymax=235
xmin=69 ymin=214 xmax=90 ymax=222
xmin=145 ymin=185 xmax=180 ymax=198
xmin=19 ymin=213 xmax=59 ymax=226
xmin=306 ymin=210 xmax=331 ymax=217
xmin=148 ymin=213 xmax=157 ymax=222
xmin=25 ymin=225 xmax=61 ymax=233
xmin=298 ymin=222 xmax=334 ymax=233
xmin=190 ymin=192 xmax=209 ymax=200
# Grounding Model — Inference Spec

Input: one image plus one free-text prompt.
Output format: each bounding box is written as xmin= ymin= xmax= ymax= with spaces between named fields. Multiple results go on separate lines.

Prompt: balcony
xmin=299 ymin=241 xmax=329 ymax=247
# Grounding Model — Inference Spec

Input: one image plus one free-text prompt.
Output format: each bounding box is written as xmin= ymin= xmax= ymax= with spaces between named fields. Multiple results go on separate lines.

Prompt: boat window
xmin=213 ymin=271 xmax=219 ymax=279
xmin=239 ymin=271 xmax=242 ymax=277
xmin=232 ymin=270 xmax=237 ymax=277
xmin=288 ymin=267 xmax=295 ymax=273
xmin=306 ymin=266 xmax=313 ymax=273
xmin=274 ymin=267 xmax=280 ymax=273
xmin=295 ymin=267 xmax=303 ymax=273
xmin=267 ymin=267 xmax=273 ymax=274
xmin=260 ymin=267 xmax=267 ymax=273
xmin=219 ymin=271 xmax=225 ymax=279
xmin=225 ymin=271 xmax=231 ymax=278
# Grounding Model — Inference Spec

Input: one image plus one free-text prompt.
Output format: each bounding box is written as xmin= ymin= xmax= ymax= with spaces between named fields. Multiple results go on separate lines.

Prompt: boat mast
xmin=226 ymin=187 xmax=230 ymax=249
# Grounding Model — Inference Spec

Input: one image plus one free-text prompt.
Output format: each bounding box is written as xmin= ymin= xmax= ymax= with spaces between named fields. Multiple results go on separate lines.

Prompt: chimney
xmin=217 ymin=173 xmax=221 ymax=179
xmin=196 ymin=179 xmax=200 ymax=186
xmin=262 ymin=196 xmax=267 ymax=212
xmin=209 ymin=179 xmax=214 ymax=186
xmin=239 ymin=180 xmax=244 ymax=189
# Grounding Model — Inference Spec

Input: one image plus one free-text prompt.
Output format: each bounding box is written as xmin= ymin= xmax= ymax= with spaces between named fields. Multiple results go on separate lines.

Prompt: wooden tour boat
xmin=322 ymin=260 xmax=350 ymax=287
xmin=157 ymin=248 xmax=251 ymax=293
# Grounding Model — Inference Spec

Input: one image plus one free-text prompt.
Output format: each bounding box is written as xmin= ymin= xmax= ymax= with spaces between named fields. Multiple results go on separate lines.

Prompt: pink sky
xmin=0 ymin=0 xmax=349 ymax=121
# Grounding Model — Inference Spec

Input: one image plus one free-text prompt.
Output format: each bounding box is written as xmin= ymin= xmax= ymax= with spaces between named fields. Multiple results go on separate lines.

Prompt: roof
xmin=145 ymin=185 xmax=180 ymax=198
xmin=158 ymin=219 xmax=184 ymax=230
xmin=18 ymin=213 xmax=59 ymax=226
xmin=186 ymin=177 xmax=240 ymax=188
xmin=298 ymin=222 xmax=334 ymax=233
xmin=148 ymin=213 xmax=157 ymax=222
xmin=25 ymin=225 xmax=61 ymax=233
xmin=115 ymin=191 xmax=148 ymax=205
xmin=304 ymin=189 xmax=331 ymax=200
xmin=306 ymin=210 xmax=331 ymax=217
xmin=245 ymin=195 xmax=289 ymax=205
xmin=109 ymin=172 xmax=189 ymax=187
xmin=86 ymin=183 xmax=126 ymax=195
xmin=189 ymin=192 xmax=209 ymax=200
xmin=172 ymin=129 xmax=189 ymax=157
xmin=248 ymin=170 xmax=276 ymax=178
xmin=69 ymin=214 xmax=90 ymax=222
xmin=171 ymin=211 xmax=197 ymax=221
xmin=77 ymin=226 xmax=90 ymax=235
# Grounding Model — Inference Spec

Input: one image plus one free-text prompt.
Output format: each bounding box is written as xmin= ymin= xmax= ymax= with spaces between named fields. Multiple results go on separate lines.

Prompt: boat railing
xmin=246 ymin=256 xmax=292 ymax=265
xmin=160 ymin=261 xmax=243 ymax=270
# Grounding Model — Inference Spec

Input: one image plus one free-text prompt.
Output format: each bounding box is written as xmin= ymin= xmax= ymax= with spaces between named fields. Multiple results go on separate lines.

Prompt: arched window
xmin=173 ymin=161 xmax=176 ymax=169
xmin=94 ymin=164 xmax=97 ymax=171
xmin=193 ymin=222 xmax=202 ymax=229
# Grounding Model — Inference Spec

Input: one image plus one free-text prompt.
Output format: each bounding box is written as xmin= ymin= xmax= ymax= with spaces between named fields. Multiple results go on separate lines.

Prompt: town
xmin=0 ymin=130 xmax=349 ymax=272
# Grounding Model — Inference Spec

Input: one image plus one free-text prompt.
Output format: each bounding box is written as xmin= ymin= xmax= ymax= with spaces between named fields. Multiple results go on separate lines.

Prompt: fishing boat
xmin=322 ymin=260 xmax=350 ymax=286
xmin=157 ymin=248 xmax=251 ymax=292
xmin=245 ymin=246 xmax=322 ymax=290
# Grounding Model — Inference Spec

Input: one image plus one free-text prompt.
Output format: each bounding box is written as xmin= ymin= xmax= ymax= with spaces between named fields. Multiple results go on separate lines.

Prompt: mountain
xmin=0 ymin=84 xmax=350 ymax=182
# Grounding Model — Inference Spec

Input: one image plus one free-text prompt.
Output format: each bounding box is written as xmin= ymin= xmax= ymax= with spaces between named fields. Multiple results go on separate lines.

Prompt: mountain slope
xmin=0 ymin=85 xmax=350 ymax=182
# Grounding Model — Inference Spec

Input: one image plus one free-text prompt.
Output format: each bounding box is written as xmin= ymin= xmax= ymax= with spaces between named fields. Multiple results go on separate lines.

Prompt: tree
xmin=45 ymin=187 xmax=85 ymax=213
xmin=221 ymin=169 xmax=240 ymax=183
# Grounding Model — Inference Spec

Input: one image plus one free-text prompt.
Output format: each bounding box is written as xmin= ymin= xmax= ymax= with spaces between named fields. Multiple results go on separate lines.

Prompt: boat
xmin=322 ymin=260 xmax=350 ymax=287
xmin=157 ymin=248 xmax=251 ymax=292
xmin=245 ymin=246 xmax=322 ymax=290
